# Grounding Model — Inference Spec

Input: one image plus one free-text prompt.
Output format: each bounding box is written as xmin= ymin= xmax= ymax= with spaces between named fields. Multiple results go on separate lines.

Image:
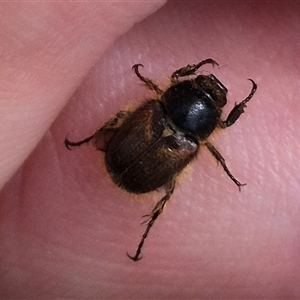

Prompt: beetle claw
xmin=126 ymin=252 xmax=143 ymax=262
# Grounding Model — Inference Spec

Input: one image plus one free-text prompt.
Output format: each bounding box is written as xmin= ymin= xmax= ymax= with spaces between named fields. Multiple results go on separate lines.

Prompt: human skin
xmin=1 ymin=1 xmax=300 ymax=298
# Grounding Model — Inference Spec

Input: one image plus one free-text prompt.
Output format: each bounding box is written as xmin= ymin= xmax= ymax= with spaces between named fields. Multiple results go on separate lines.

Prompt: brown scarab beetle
xmin=65 ymin=59 xmax=257 ymax=261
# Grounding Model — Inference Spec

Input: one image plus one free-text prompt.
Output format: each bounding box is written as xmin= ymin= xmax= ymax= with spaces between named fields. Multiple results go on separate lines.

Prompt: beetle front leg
xmin=127 ymin=180 xmax=175 ymax=261
xmin=65 ymin=110 xmax=131 ymax=152
xmin=132 ymin=64 xmax=163 ymax=96
xmin=171 ymin=58 xmax=219 ymax=83
xmin=221 ymin=79 xmax=257 ymax=128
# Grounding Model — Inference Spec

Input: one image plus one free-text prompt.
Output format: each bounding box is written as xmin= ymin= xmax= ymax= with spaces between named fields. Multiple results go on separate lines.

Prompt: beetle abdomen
xmin=105 ymin=100 xmax=198 ymax=193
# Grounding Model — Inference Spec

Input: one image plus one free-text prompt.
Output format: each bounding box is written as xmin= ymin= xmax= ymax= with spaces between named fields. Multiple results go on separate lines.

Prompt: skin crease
xmin=1 ymin=1 xmax=300 ymax=298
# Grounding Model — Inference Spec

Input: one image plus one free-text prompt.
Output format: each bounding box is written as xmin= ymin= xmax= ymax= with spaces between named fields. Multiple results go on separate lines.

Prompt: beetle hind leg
xmin=127 ymin=180 xmax=175 ymax=261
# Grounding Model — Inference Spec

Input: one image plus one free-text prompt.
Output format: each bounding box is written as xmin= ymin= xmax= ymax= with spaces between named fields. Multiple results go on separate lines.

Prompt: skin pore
xmin=1 ymin=2 xmax=300 ymax=298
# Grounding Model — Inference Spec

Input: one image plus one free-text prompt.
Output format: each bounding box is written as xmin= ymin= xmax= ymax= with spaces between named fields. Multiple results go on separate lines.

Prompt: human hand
xmin=1 ymin=2 xmax=299 ymax=298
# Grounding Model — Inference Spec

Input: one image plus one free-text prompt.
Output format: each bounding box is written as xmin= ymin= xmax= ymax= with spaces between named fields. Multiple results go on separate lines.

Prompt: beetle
xmin=65 ymin=58 xmax=257 ymax=261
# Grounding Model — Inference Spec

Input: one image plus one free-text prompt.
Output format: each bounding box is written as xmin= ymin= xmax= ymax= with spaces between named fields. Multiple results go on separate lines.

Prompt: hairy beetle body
xmin=65 ymin=59 xmax=257 ymax=261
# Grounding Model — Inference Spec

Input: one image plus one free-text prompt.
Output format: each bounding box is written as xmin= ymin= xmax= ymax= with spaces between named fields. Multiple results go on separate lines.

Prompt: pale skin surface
xmin=1 ymin=1 xmax=300 ymax=298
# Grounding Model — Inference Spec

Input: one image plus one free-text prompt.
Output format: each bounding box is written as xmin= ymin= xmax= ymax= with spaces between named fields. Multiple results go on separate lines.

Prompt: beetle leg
xmin=64 ymin=133 xmax=95 ymax=150
xmin=220 ymin=79 xmax=257 ymax=128
xmin=132 ymin=64 xmax=164 ymax=96
xmin=171 ymin=58 xmax=219 ymax=83
xmin=127 ymin=180 xmax=175 ymax=261
xmin=205 ymin=141 xmax=246 ymax=191
xmin=64 ymin=110 xmax=131 ymax=151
